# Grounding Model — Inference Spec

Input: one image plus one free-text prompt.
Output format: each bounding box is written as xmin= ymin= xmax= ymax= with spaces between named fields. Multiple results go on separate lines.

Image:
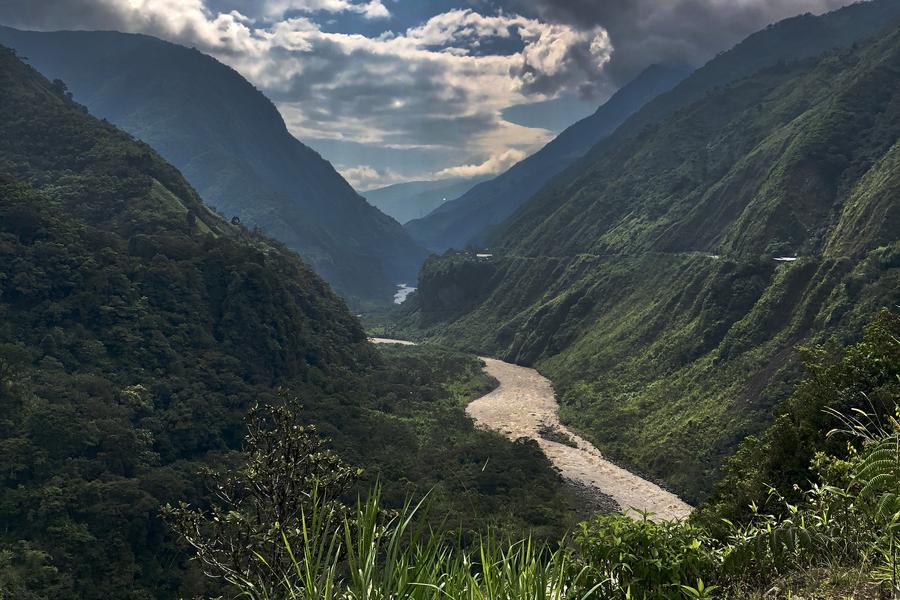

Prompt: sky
xmin=0 ymin=0 xmax=859 ymax=190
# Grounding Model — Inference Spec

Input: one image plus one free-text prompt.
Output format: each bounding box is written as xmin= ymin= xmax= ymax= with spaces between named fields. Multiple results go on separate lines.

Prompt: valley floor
xmin=372 ymin=338 xmax=692 ymax=521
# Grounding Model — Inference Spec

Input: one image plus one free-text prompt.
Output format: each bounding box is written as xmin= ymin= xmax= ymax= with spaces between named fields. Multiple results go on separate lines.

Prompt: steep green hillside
xmin=405 ymin=64 xmax=689 ymax=252
xmin=503 ymin=33 xmax=900 ymax=257
xmin=0 ymin=27 xmax=427 ymax=303
xmin=401 ymin=18 xmax=900 ymax=502
xmin=696 ymin=309 xmax=900 ymax=528
xmin=0 ymin=47 xmax=586 ymax=599
xmin=587 ymin=0 xmax=900 ymax=157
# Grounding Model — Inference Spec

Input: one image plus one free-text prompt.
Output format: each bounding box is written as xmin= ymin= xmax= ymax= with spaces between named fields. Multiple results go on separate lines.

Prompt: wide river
xmin=370 ymin=338 xmax=691 ymax=521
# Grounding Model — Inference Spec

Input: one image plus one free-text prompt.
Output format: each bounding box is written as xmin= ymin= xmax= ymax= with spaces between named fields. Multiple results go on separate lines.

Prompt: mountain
xmin=0 ymin=26 xmax=428 ymax=303
xmin=0 ymin=42 xmax=371 ymax=598
xmin=581 ymin=0 xmax=900 ymax=160
xmin=401 ymin=4 xmax=900 ymax=503
xmin=0 ymin=46 xmax=584 ymax=599
xmin=362 ymin=177 xmax=485 ymax=224
xmin=404 ymin=0 xmax=900 ymax=255
xmin=403 ymin=63 xmax=691 ymax=252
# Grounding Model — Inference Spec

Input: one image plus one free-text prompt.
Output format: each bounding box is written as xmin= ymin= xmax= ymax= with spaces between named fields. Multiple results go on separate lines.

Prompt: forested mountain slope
xmin=404 ymin=64 xmax=689 ymax=252
xmin=583 ymin=0 xmax=900 ymax=160
xmin=403 ymin=16 xmax=900 ymax=503
xmin=0 ymin=26 xmax=427 ymax=303
xmin=0 ymin=47 xmax=584 ymax=599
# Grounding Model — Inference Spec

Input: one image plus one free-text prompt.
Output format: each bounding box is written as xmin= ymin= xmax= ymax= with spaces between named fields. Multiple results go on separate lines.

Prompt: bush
xmin=573 ymin=514 xmax=718 ymax=599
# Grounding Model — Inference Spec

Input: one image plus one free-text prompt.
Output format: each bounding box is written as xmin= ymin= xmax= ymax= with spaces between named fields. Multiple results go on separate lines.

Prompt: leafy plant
xmin=225 ymin=490 xmax=605 ymax=600
xmin=162 ymin=403 xmax=359 ymax=594
xmin=572 ymin=513 xmax=718 ymax=599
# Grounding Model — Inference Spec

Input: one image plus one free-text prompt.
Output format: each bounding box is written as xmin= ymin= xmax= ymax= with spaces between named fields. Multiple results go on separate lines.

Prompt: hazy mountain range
xmin=362 ymin=177 xmax=486 ymax=225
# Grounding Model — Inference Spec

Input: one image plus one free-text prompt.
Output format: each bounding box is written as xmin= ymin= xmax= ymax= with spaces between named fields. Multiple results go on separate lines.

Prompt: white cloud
xmin=264 ymin=0 xmax=389 ymax=20
xmin=436 ymin=148 xmax=528 ymax=179
xmin=1 ymin=0 xmax=614 ymax=182
xmin=340 ymin=165 xmax=411 ymax=189
xmin=242 ymin=9 xmax=610 ymax=166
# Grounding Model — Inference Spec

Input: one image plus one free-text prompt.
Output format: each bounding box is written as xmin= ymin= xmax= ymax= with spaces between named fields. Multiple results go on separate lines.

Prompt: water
xmin=394 ymin=284 xmax=416 ymax=305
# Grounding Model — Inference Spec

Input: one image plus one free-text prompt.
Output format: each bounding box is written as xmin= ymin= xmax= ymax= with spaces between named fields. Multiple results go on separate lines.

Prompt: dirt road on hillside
xmin=370 ymin=338 xmax=692 ymax=521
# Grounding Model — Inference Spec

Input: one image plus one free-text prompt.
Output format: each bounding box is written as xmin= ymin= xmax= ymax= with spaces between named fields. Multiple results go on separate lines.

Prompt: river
xmin=370 ymin=338 xmax=692 ymax=521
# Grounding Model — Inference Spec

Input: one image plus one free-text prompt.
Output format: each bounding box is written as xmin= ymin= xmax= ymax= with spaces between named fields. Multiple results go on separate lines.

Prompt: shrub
xmin=573 ymin=514 xmax=718 ymax=599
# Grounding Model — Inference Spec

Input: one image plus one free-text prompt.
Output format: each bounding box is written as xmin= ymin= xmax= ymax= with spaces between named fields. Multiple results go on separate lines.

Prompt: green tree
xmin=162 ymin=403 xmax=360 ymax=594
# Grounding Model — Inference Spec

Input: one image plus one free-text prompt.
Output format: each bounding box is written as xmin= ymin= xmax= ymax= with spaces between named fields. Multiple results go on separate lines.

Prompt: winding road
xmin=371 ymin=338 xmax=692 ymax=521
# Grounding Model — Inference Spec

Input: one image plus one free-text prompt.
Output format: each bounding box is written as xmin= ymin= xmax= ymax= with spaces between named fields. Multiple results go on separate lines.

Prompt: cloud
xmin=515 ymin=0 xmax=858 ymax=83
xmin=436 ymin=148 xmax=528 ymax=179
xmin=340 ymin=164 xmax=408 ymax=190
xmin=344 ymin=147 xmax=531 ymax=189
xmin=0 ymin=1 xmax=615 ymax=181
xmin=0 ymin=0 xmax=864 ymax=186
xmin=264 ymin=0 xmax=390 ymax=20
xmin=251 ymin=8 xmax=607 ymax=175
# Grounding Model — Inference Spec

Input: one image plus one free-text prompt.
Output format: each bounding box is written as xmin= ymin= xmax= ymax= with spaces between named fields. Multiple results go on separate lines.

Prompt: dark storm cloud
xmin=0 ymin=0 xmax=126 ymax=30
xmin=514 ymin=0 xmax=858 ymax=83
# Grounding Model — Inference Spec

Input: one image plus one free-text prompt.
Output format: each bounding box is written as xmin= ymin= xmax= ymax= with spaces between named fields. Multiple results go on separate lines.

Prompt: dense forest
xmin=0 ymin=47 xmax=588 ymax=599
xmin=399 ymin=3 xmax=900 ymax=502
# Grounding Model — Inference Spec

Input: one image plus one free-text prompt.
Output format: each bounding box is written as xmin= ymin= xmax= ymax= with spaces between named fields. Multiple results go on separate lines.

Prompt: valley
xmin=1 ymin=0 xmax=900 ymax=597
xmin=397 ymin=8 xmax=900 ymax=504
xmin=374 ymin=338 xmax=691 ymax=520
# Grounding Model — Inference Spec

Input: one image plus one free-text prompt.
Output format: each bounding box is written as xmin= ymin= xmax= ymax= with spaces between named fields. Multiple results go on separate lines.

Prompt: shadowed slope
xmin=0 ymin=26 xmax=428 ymax=302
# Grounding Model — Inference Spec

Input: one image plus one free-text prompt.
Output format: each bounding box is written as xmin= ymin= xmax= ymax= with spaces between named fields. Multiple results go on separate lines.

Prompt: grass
xmin=231 ymin=489 xmax=603 ymax=600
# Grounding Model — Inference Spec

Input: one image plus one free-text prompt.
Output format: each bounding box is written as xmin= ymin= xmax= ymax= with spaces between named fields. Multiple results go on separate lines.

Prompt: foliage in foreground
xmin=161 ymin=313 xmax=900 ymax=599
xmin=169 ymin=420 xmax=900 ymax=600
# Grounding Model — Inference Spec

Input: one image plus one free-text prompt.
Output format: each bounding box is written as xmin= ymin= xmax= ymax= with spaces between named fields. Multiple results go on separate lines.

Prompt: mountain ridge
xmin=362 ymin=176 xmax=485 ymax=224
xmin=0 ymin=26 xmax=428 ymax=303
xmin=491 ymin=0 xmax=900 ymax=251
xmin=403 ymin=63 xmax=690 ymax=252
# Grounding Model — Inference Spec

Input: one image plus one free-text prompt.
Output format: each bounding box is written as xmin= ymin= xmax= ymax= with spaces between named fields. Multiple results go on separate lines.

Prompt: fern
xmin=849 ymin=431 xmax=900 ymax=591
xmin=854 ymin=435 xmax=900 ymax=516
xmin=878 ymin=493 xmax=900 ymax=521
